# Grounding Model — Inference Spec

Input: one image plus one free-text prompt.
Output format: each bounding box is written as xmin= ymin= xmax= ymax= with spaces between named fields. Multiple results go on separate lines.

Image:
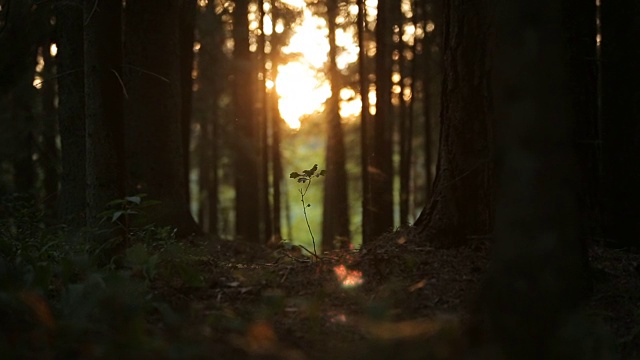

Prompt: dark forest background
xmin=0 ymin=0 xmax=639 ymax=359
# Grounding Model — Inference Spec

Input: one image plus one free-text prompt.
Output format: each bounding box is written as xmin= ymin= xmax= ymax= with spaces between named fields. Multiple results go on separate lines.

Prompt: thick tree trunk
xmin=124 ymin=0 xmax=201 ymax=236
xmin=322 ymin=0 xmax=351 ymax=251
xmin=413 ymin=0 xmax=493 ymax=247
xmin=233 ymin=0 xmax=260 ymax=242
xmin=84 ymin=0 xmax=125 ymax=227
xmin=476 ymin=2 xmax=590 ymax=358
xmin=600 ymin=0 xmax=640 ymax=247
xmin=55 ymin=0 xmax=86 ymax=226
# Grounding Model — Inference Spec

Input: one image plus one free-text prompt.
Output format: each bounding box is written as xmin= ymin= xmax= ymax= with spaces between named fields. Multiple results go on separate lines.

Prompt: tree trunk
xmin=84 ymin=0 xmax=125 ymax=227
xmin=233 ymin=0 xmax=260 ymax=242
xmin=180 ymin=0 xmax=197 ymax=206
xmin=412 ymin=0 xmax=493 ymax=247
xmin=124 ymin=0 xmax=201 ymax=236
xmin=476 ymin=1 xmax=590 ymax=357
xmin=600 ymin=0 xmax=640 ymax=247
xmin=358 ymin=0 xmax=373 ymax=243
xmin=41 ymin=41 xmax=59 ymax=217
xmin=55 ymin=0 xmax=86 ymax=226
xmin=322 ymin=0 xmax=351 ymax=251
xmin=370 ymin=0 xmax=395 ymax=239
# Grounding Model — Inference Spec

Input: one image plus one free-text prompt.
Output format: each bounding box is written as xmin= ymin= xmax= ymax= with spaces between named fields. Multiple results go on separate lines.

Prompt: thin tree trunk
xmin=370 ymin=0 xmax=394 ymax=239
xmin=258 ymin=0 xmax=273 ymax=243
xmin=233 ymin=0 xmax=260 ymax=242
xmin=84 ymin=0 xmax=125 ymax=228
xmin=41 ymin=43 xmax=59 ymax=217
xmin=322 ymin=0 xmax=351 ymax=251
xmin=357 ymin=0 xmax=372 ymax=243
xmin=55 ymin=0 xmax=86 ymax=226
xmin=180 ymin=0 xmax=197 ymax=208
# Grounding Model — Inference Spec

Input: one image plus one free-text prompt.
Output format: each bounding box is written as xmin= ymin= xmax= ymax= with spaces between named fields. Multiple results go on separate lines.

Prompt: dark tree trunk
xmin=124 ymin=0 xmax=201 ymax=236
xmin=233 ymin=0 xmax=260 ymax=242
xmin=271 ymin=91 xmax=283 ymax=242
xmin=412 ymin=0 xmax=493 ymax=247
xmin=55 ymin=0 xmax=86 ymax=226
xmin=476 ymin=1 xmax=590 ymax=357
xmin=421 ymin=0 xmax=443 ymax=207
xmin=41 ymin=44 xmax=59 ymax=217
xmin=180 ymin=0 xmax=197 ymax=205
xmin=398 ymin=2 xmax=413 ymax=225
xmin=357 ymin=0 xmax=373 ymax=243
xmin=258 ymin=0 xmax=272 ymax=243
xmin=370 ymin=0 xmax=394 ymax=239
xmin=600 ymin=0 xmax=640 ymax=247
xmin=84 ymin=0 xmax=125 ymax=227
xmin=322 ymin=0 xmax=351 ymax=251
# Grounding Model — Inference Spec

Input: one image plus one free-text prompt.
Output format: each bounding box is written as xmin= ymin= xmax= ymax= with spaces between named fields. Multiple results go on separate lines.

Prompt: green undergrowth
xmin=0 ymin=195 xmax=213 ymax=358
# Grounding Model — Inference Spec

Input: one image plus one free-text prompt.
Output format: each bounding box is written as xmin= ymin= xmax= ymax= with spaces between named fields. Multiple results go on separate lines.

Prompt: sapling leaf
xmin=289 ymin=172 xmax=301 ymax=178
xmin=298 ymin=177 xmax=308 ymax=183
xmin=112 ymin=211 xmax=125 ymax=222
xmin=307 ymin=204 xmax=311 ymax=207
xmin=319 ymin=170 xmax=326 ymax=176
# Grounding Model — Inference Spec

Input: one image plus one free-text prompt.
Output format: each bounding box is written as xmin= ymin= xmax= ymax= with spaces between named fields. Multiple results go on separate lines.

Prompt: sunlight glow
xmin=276 ymin=62 xmax=331 ymax=129
xmin=333 ymin=264 xmax=363 ymax=288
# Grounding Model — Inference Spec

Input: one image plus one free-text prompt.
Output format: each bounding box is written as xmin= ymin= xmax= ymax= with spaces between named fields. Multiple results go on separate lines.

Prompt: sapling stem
xmin=298 ymin=179 xmax=318 ymax=258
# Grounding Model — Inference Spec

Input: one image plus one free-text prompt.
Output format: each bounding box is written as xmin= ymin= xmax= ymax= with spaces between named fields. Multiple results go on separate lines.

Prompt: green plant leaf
xmin=112 ymin=211 xmax=124 ymax=222
xmin=289 ymin=171 xmax=301 ymax=179
xmin=125 ymin=196 xmax=142 ymax=205
xmin=303 ymin=164 xmax=318 ymax=177
xmin=319 ymin=170 xmax=326 ymax=176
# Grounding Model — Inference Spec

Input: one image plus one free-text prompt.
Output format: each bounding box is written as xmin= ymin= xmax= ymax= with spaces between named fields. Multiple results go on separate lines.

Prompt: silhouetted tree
xmin=124 ymin=0 xmax=200 ymax=236
xmin=477 ymin=1 xmax=590 ymax=357
xmin=413 ymin=0 xmax=493 ymax=247
xmin=322 ymin=0 xmax=351 ymax=251
xmin=370 ymin=0 xmax=394 ymax=239
xmin=84 ymin=0 xmax=125 ymax=226
xmin=600 ymin=0 xmax=640 ymax=247
xmin=233 ymin=0 xmax=261 ymax=242
xmin=55 ymin=0 xmax=85 ymax=226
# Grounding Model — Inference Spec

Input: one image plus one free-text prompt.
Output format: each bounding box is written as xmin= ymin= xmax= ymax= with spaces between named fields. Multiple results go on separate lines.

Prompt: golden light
xmin=333 ymin=264 xmax=363 ymax=288
xmin=49 ymin=43 xmax=57 ymax=57
xmin=281 ymin=8 xmax=329 ymax=69
xmin=280 ymin=0 xmax=306 ymax=8
xmin=265 ymin=78 xmax=275 ymax=90
xmin=276 ymin=62 xmax=331 ymax=129
xmin=264 ymin=14 xmax=273 ymax=35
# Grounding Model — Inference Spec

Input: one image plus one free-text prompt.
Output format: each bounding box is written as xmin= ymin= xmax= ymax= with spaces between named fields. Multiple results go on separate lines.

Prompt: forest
xmin=0 ymin=0 xmax=639 ymax=359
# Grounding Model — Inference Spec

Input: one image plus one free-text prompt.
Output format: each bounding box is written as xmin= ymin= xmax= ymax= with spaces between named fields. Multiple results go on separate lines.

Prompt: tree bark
xmin=233 ymin=0 xmax=260 ymax=242
xmin=412 ymin=0 xmax=493 ymax=247
xmin=370 ymin=0 xmax=395 ymax=239
xmin=124 ymin=0 xmax=201 ymax=236
xmin=84 ymin=0 xmax=125 ymax=227
xmin=600 ymin=0 xmax=640 ymax=247
xmin=476 ymin=1 xmax=590 ymax=358
xmin=357 ymin=0 xmax=373 ymax=243
xmin=322 ymin=0 xmax=351 ymax=251
xmin=55 ymin=0 xmax=86 ymax=226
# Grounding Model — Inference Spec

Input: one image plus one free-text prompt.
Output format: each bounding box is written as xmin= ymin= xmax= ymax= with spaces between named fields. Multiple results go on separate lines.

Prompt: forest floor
xmin=150 ymin=231 xmax=640 ymax=360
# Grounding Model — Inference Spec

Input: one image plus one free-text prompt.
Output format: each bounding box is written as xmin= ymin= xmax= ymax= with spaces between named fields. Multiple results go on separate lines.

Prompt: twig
xmin=110 ymin=69 xmax=128 ymax=98
xmin=123 ymin=64 xmax=171 ymax=83
xmin=83 ymin=0 xmax=98 ymax=26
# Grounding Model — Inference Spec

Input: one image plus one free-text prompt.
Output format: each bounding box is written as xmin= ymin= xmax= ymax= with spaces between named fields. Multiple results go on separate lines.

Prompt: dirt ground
xmin=151 ymin=231 xmax=640 ymax=360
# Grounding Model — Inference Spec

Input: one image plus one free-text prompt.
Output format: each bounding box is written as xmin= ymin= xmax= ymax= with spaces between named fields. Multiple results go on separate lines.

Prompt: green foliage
xmin=0 ymin=195 xmax=208 ymax=358
xmin=289 ymin=164 xmax=325 ymax=258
